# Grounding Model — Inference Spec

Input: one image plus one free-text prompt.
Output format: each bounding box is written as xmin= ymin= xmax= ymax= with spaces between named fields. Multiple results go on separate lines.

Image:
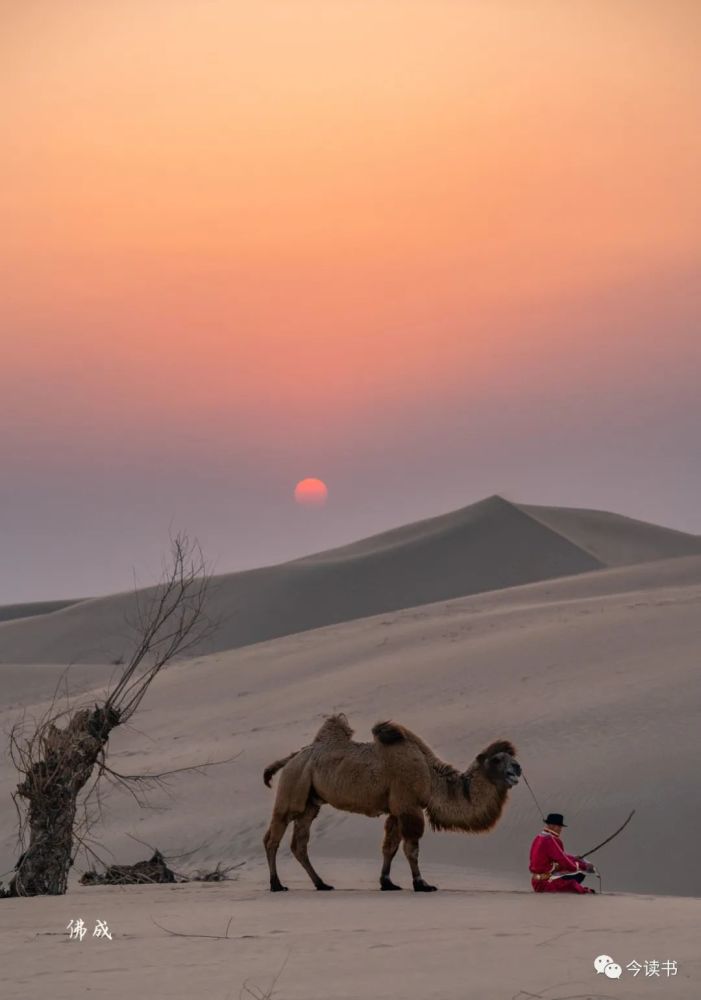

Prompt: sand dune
xmin=1 ymin=495 xmax=699 ymax=666
xmin=517 ymin=500 xmax=701 ymax=566
xmin=1 ymin=552 xmax=699 ymax=900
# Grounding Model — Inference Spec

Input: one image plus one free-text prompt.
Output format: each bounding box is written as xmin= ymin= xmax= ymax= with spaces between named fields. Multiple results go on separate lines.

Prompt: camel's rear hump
xmin=372 ymin=721 xmax=406 ymax=745
xmin=373 ymin=720 xmax=438 ymax=761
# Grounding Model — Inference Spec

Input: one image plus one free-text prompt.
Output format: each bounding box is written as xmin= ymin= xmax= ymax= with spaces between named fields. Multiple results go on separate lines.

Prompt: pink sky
xmin=1 ymin=1 xmax=700 ymax=601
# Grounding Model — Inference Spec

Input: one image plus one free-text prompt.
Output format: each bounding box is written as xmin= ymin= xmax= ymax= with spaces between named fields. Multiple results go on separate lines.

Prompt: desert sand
xmin=1 ymin=495 xmax=699 ymax=666
xmin=2 ymin=874 xmax=700 ymax=1000
xmin=1 ymin=499 xmax=700 ymax=997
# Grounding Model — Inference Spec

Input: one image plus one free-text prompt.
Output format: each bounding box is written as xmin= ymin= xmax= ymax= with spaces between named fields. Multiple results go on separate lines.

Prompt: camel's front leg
xmin=399 ymin=811 xmax=437 ymax=892
xmin=380 ymin=815 xmax=403 ymax=890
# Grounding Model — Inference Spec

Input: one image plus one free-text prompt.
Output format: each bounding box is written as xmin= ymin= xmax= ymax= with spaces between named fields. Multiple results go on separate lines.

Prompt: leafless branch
xmin=100 ymin=751 xmax=241 ymax=787
xmin=105 ymin=533 xmax=215 ymax=723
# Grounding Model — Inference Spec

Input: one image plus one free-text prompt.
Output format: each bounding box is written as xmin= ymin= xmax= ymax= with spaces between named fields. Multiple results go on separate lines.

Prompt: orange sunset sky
xmin=1 ymin=1 xmax=700 ymax=600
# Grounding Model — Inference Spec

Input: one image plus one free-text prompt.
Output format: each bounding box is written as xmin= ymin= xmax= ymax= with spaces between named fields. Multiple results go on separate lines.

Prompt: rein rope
xmin=521 ymin=770 xmax=547 ymax=822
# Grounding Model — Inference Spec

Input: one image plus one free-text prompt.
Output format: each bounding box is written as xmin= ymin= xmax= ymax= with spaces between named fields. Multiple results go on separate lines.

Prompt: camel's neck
xmin=426 ymin=761 xmax=508 ymax=833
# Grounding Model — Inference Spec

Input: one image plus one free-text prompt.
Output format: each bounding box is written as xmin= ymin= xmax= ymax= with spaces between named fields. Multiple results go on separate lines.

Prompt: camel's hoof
xmin=270 ymin=880 xmax=288 ymax=892
xmin=315 ymin=882 xmax=335 ymax=891
xmin=413 ymin=879 xmax=438 ymax=892
xmin=380 ymin=877 xmax=403 ymax=891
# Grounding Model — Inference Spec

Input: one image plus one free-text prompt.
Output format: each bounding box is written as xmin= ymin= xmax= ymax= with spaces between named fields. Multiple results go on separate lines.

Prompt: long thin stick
xmin=581 ymin=810 xmax=635 ymax=858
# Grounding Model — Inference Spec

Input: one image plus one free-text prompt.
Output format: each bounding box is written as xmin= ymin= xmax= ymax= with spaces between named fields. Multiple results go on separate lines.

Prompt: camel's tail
xmin=263 ymin=751 xmax=299 ymax=787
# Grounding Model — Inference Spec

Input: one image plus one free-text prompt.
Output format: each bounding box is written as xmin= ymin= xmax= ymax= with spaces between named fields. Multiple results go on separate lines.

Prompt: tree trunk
xmin=8 ymin=706 xmax=119 ymax=896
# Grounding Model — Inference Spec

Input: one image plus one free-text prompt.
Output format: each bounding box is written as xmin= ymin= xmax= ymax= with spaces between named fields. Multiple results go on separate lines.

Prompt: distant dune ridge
xmin=0 ymin=495 xmax=699 ymax=665
xmin=0 ymin=598 xmax=80 ymax=624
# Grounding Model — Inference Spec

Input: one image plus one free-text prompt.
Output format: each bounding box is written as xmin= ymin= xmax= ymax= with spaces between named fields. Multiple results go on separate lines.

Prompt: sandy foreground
xmin=2 ymin=864 xmax=700 ymax=1000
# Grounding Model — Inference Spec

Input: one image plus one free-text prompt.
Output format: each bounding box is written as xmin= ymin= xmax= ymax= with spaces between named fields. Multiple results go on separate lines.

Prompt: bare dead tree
xmin=3 ymin=534 xmax=215 ymax=897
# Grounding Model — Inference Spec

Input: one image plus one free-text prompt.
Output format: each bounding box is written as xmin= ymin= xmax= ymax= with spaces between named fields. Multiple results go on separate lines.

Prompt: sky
xmin=1 ymin=0 xmax=700 ymax=602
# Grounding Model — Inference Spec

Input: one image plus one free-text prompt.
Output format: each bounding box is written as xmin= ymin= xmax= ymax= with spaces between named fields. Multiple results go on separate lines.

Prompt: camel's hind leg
xmin=263 ymin=811 xmax=291 ymax=892
xmin=399 ymin=811 xmax=437 ymax=892
xmin=290 ymin=799 xmax=334 ymax=891
xmin=380 ymin=815 xmax=403 ymax=890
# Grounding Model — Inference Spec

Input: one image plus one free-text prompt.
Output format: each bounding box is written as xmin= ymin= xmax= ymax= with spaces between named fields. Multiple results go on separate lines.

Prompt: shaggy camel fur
xmin=263 ymin=714 xmax=521 ymax=892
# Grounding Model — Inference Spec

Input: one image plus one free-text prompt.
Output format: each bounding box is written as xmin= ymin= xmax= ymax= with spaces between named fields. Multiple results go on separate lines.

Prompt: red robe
xmin=529 ymin=829 xmax=594 ymax=894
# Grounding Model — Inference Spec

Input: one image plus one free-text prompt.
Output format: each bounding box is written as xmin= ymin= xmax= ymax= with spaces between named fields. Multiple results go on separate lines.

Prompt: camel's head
xmin=476 ymin=740 xmax=521 ymax=789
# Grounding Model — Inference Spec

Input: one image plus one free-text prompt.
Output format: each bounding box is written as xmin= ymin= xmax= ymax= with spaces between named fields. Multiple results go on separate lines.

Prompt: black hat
xmin=544 ymin=813 xmax=567 ymax=827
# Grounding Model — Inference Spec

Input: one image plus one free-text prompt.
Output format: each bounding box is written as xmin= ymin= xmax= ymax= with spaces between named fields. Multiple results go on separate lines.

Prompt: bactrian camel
xmin=263 ymin=714 xmax=521 ymax=892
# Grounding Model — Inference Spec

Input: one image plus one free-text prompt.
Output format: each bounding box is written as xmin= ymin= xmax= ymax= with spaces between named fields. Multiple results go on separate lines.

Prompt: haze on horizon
xmin=2 ymin=0 xmax=700 ymax=603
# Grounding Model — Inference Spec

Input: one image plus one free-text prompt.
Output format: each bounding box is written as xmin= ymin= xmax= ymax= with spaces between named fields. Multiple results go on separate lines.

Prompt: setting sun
xmin=294 ymin=478 xmax=329 ymax=507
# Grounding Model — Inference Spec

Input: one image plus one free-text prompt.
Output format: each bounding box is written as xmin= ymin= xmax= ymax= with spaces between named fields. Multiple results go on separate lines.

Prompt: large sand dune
xmin=1 ymin=552 xmax=699 ymax=900
xmin=1 ymin=495 xmax=699 ymax=666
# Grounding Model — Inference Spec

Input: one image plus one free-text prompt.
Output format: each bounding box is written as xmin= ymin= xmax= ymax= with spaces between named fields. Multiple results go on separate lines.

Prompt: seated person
xmin=529 ymin=812 xmax=596 ymax=894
